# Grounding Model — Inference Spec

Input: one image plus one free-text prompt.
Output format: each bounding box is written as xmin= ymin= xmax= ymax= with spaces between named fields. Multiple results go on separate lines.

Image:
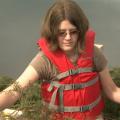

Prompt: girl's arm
xmin=99 ymin=66 xmax=120 ymax=103
xmin=0 ymin=65 xmax=39 ymax=110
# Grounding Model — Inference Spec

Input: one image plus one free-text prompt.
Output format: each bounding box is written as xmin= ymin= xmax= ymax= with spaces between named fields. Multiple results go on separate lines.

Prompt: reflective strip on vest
xmin=43 ymin=95 xmax=101 ymax=112
xmin=56 ymin=67 xmax=94 ymax=80
xmin=47 ymin=76 xmax=99 ymax=112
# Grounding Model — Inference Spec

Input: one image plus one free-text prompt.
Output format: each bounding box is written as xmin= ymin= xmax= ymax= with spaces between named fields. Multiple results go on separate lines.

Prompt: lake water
xmin=0 ymin=0 xmax=120 ymax=78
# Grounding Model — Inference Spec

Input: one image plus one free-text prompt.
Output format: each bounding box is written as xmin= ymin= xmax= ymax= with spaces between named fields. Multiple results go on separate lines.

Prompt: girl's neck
xmin=65 ymin=49 xmax=79 ymax=65
xmin=65 ymin=48 xmax=78 ymax=57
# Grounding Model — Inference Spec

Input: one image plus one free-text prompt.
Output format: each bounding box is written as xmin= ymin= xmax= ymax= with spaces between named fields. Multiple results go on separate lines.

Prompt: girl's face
xmin=57 ymin=20 xmax=79 ymax=54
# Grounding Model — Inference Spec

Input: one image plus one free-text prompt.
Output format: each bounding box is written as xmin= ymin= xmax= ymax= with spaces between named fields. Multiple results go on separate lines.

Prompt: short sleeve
xmin=30 ymin=51 xmax=58 ymax=81
xmin=93 ymin=46 xmax=108 ymax=72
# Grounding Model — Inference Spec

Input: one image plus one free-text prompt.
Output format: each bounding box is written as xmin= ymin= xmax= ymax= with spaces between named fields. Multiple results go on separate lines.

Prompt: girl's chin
xmin=61 ymin=48 xmax=74 ymax=52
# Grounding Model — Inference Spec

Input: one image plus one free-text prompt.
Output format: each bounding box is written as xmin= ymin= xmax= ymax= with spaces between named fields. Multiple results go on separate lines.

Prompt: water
xmin=0 ymin=0 xmax=120 ymax=78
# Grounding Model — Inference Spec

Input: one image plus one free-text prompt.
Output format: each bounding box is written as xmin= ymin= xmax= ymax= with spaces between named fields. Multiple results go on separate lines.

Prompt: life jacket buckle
xmin=72 ymin=84 xmax=75 ymax=89
xmin=69 ymin=69 xmax=78 ymax=75
xmin=80 ymin=106 xmax=90 ymax=112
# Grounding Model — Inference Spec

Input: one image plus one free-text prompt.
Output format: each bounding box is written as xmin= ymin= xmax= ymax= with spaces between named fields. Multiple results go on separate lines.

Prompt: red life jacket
xmin=37 ymin=30 xmax=104 ymax=120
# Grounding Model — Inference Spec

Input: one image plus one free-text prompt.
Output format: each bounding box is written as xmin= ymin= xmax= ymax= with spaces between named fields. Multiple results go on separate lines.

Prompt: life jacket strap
xmin=48 ymin=76 xmax=98 ymax=91
xmin=56 ymin=67 xmax=94 ymax=80
xmin=47 ymin=76 xmax=99 ymax=112
xmin=43 ymin=95 xmax=101 ymax=112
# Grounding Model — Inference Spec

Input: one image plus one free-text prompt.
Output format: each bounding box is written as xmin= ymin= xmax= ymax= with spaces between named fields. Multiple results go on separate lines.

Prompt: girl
xmin=0 ymin=0 xmax=120 ymax=119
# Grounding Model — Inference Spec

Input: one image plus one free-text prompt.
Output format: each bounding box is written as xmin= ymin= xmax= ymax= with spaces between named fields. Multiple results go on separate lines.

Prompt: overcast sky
xmin=0 ymin=0 xmax=120 ymax=78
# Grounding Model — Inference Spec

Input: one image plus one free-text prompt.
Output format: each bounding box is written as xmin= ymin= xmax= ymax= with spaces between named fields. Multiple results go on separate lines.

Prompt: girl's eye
xmin=58 ymin=31 xmax=66 ymax=37
xmin=58 ymin=29 xmax=80 ymax=38
xmin=70 ymin=30 xmax=79 ymax=35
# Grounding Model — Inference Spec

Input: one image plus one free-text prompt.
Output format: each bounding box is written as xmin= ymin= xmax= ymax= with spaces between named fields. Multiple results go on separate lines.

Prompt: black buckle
xmin=69 ymin=69 xmax=78 ymax=75
xmin=69 ymin=69 xmax=73 ymax=75
xmin=80 ymin=106 xmax=89 ymax=112
xmin=72 ymin=84 xmax=75 ymax=89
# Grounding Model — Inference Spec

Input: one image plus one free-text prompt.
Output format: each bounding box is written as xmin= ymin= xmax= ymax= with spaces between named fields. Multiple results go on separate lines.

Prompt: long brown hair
xmin=41 ymin=0 xmax=89 ymax=51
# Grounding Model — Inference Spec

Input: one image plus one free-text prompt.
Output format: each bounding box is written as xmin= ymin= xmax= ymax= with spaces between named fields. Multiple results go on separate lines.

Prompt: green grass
xmin=0 ymin=67 xmax=120 ymax=119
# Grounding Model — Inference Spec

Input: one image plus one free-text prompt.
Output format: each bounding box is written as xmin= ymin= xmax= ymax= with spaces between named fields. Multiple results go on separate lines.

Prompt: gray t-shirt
xmin=30 ymin=46 xmax=107 ymax=81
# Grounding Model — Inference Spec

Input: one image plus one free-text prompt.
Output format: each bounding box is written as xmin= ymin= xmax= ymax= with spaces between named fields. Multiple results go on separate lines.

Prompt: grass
xmin=0 ymin=67 xmax=120 ymax=119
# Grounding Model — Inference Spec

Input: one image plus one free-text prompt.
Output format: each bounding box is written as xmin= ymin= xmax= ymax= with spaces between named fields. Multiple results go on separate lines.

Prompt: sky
xmin=0 ymin=0 xmax=120 ymax=78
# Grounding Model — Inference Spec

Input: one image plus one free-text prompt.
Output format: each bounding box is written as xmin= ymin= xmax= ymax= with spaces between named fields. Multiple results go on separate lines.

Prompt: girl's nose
xmin=65 ymin=31 xmax=71 ymax=40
